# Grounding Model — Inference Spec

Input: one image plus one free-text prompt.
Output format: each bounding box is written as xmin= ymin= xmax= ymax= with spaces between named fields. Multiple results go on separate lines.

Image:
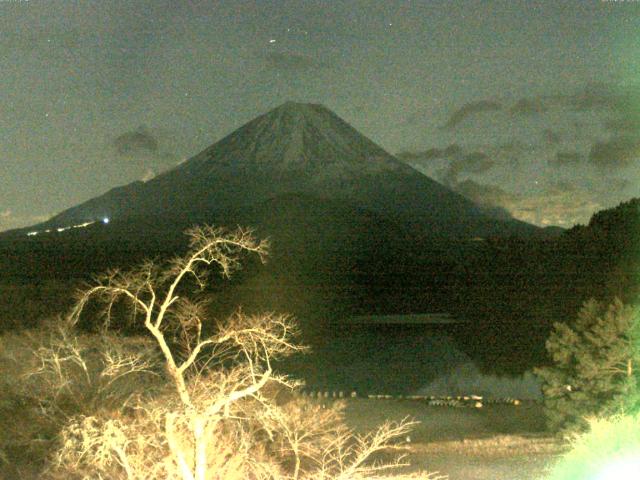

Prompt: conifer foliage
xmin=535 ymin=298 xmax=640 ymax=434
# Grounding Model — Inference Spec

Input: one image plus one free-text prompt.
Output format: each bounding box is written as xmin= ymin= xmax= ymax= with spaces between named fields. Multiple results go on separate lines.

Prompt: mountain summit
xmin=30 ymin=102 xmax=539 ymax=238
xmin=180 ymin=101 xmax=410 ymax=178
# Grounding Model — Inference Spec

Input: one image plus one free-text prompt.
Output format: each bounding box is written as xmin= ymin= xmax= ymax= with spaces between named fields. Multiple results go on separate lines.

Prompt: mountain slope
xmin=26 ymin=101 xmax=540 ymax=239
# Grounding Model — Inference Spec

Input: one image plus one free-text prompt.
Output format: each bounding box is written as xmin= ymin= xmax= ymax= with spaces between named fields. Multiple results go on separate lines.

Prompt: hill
xmin=449 ymin=197 xmax=640 ymax=372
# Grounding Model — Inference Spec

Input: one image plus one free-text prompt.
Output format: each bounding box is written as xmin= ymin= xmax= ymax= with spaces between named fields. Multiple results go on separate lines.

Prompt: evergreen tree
xmin=535 ymin=298 xmax=640 ymax=435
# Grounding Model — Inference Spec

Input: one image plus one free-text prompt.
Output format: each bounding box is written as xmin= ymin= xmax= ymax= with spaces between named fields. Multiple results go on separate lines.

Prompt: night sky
xmin=2 ymin=0 xmax=639 ymax=231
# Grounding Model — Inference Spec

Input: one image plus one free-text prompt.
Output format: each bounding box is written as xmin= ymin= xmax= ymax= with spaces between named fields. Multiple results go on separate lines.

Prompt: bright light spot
xmin=56 ymin=227 xmax=70 ymax=232
xmin=269 ymin=39 xmax=276 ymax=43
xmin=27 ymin=231 xmax=38 ymax=236
xmin=595 ymin=456 xmax=640 ymax=479
xmin=102 ymin=217 xmax=110 ymax=224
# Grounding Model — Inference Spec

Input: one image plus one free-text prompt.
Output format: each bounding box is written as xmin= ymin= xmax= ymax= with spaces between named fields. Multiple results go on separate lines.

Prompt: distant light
xmin=269 ymin=39 xmax=276 ymax=43
xmin=102 ymin=217 xmax=110 ymax=224
xmin=27 ymin=231 xmax=38 ymax=236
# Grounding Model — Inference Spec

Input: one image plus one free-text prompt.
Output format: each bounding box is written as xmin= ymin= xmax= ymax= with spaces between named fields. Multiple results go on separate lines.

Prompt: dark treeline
xmin=450 ymin=198 xmax=640 ymax=373
xmin=1 ymin=198 xmax=638 ymax=374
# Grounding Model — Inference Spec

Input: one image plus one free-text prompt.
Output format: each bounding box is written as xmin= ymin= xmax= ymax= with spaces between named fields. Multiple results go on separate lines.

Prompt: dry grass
xmin=340 ymin=398 xmax=565 ymax=480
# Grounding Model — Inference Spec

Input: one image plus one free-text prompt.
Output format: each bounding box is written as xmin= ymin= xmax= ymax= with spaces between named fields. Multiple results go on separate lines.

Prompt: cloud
xmin=399 ymin=145 xmax=494 ymax=186
xmin=114 ymin=126 xmax=159 ymax=156
xmin=588 ymin=136 xmax=640 ymax=169
xmin=111 ymin=126 xmax=180 ymax=182
xmin=396 ymin=149 xmax=440 ymax=163
xmin=490 ymin=141 xmax=538 ymax=162
xmin=459 ymin=152 xmax=493 ymax=172
xmin=442 ymin=100 xmax=502 ymax=129
xmin=539 ymin=83 xmax=634 ymax=113
xmin=396 ymin=144 xmax=462 ymax=163
xmin=261 ymin=50 xmax=322 ymax=72
xmin=568 ymin=82 xmax=625 ymax=112
xmin=444 ymin=151 xmax=494 ymax=185
xmin=503 ymin=84 xmax=634 ymax=121
xmin=452 ymin=180 xmax=602 ymax=227
xmin=553 ymin=151 xmax=582 ymax=166
xmin=511 ymin=183 xmax=602 ymax=227
xmin=510 ymin=98 xmax=547 ymax=115
xmin=542 ymin=129 xmax=561 ymax=145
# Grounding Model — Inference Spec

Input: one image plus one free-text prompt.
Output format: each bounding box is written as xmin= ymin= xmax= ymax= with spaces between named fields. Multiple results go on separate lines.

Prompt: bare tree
xmin=42 ymin=225 xmax=442 ymax=480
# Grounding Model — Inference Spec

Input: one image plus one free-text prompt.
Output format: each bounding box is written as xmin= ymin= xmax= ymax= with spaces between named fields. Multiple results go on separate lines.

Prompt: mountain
xmin=0 ymin=103 xmax=578 ymax=377
xmin=0 ymin=102 xmax=553 ymax=325
xmin=18 ymin=101 xmax=541 ymax=239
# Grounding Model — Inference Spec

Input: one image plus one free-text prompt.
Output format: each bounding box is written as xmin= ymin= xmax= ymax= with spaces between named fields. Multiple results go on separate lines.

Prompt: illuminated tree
xmin=535 ymin=298 xmax=640 ymax=435
xmin=41 ymin=225 xmax=432 ymax=480
xmin=546 ymin=413 xmax=640 ymax=480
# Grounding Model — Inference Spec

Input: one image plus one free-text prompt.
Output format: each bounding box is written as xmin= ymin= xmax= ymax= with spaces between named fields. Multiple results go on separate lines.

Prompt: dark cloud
xmin=542 ymin=129 xmax=561 ymax=145
xmin=459 ymin=152 xmax=493 ymax=172
xmin=510 ymin=98 xmax=547 ymax=115
xmin=397 ymin=146 xmax=494 ymax=187
xmin=442 ymin=100 xmax=502 ymax=129
xmin=498 ymin=85 xmax=636 ymax=127
xmin=261 ymin=50 xmax=322 ymax=72
xmin=443 ymin=144 xmax=463 ymax=158
xmin=396 ymin=144 xmax=462 ymax=163
xmin=444 ymin=151 xmax=494 ymax=185
xmin=588 ymin=136 xmax=640 ymax=169
xmin=553 ymin=151 xmax=582 ymax=166
xmin=493 ymin=141 xmax=538 ymax=156
xmin=111 ymin=126 xmax=179 ymax=182
xmin=396 ymin=149 xmax=442 ymax=163
xmin=568 ymin=83 xmax=625 ymax=112
xmin=539 ymin=83 xmax=632 ymax=113
xmin=114 ymin=127 xmax=159 ymax=156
